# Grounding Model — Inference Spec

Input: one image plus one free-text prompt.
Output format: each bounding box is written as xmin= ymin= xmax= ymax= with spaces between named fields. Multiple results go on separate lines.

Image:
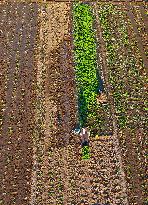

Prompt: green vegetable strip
xmin=73 ymin=3 xmax=99 ymax=128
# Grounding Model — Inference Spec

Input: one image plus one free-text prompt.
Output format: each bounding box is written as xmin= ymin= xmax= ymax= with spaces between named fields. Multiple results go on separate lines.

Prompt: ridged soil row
xmin=30 ymin=4 xmax=47 ymax=205
xmin=0 ymin=2 xmax=38 ymax=205
xmin=89 ymin=136 xmax=128 ymax=205
xmin=94 ymin=3 xmax=147 ymax=204
xmin=117 ymin=4 xmax=147 ymax=203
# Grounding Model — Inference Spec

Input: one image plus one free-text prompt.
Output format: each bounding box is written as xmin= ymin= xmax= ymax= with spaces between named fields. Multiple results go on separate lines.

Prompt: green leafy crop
xmin=72 ymin=3 xmax=113 ymax=136
xmin=73 ymin=3 xmax=99 ymax=128
xmin=82 ymin=145 xmax=90 ymax=160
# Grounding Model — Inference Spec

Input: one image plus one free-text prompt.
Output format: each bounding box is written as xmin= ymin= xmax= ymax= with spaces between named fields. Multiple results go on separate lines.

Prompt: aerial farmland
xmin=0 ymin=0 xmax=147 ymax=205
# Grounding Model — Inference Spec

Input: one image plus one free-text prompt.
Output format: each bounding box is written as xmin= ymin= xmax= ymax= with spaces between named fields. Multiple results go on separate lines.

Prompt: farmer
xmin=80 ymin=127 xmax=90 ymax=147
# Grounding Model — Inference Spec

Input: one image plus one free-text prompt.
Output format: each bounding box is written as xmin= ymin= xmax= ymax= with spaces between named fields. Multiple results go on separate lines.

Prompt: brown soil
xmin=94 ymin=2 xmax=147 ymax=204
xmin=46 ymin=136 xmax=129 ymax=204
xmin=1 ymin=1 xmax=146 ymax=205
xmin=125 ymin=4 xmax=148 ymax=72
xmin=29 ymin=3 xmax=79 ymax=205
xmin=0 ymin=2 xmax=38 ymax=205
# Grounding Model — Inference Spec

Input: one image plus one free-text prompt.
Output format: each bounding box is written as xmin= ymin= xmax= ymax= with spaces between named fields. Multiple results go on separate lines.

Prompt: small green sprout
xmin=82 ymin=145 xmax=90 ymax=160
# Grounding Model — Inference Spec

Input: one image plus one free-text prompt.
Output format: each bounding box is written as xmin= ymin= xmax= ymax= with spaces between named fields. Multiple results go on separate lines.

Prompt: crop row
xmin=98 ymin=4 xmax=147 ymax=130
xmin=98 ymin=4 xmax=147 ymax=204
xmin=30 ymin=7 xmax=48 ymax=204
xmin=72 ymin=2 xmax=113 ymax=137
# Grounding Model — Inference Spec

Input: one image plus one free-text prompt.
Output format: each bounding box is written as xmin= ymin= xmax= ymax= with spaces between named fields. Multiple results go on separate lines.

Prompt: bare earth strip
xmin=30 ymin=5 xmax=47 ymax=205
xmin=29 ymin=2 xmax=78 ymax=205
xmin=44 ymin=3 xmax=71 ymax=204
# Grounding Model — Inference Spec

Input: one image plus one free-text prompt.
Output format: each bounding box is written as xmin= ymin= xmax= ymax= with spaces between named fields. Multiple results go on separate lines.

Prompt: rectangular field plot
xmin=0 ymin=1 xmax=147 ymax=205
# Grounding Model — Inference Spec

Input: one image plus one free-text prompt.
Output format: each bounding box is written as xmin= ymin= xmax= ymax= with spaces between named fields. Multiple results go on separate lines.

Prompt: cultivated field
xmin=0 ymin=1 xmax=147 ymax=205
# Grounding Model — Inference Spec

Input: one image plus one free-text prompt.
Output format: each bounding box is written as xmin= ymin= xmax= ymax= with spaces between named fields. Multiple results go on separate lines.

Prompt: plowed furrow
xmin=126 ymin=4 xmax=148 ymax=71
xmin=1 ymin=4 xmax=24 ymax=204
xmin=1 ymin=3 xmax=38 ymax=205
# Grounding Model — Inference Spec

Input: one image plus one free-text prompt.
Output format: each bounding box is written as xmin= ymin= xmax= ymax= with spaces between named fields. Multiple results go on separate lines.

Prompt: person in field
xmin=72 ymin=126 xmax=90 ymax=147
xmin=80 ymin=127 xmax=90 ymax=147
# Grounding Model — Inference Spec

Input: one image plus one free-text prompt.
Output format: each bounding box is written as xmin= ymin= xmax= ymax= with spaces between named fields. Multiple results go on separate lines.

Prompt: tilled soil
xmin=44 ymin=2 xmax=78 ymax=149
xmin=45 ymin=136 xmax=128 ymax=205
xmin=94 ymin=2 xmax=147 ymax=204
xmin=0 ymin=1 xmax=147 ymax=205
xmin=29 ymin=3 xmax=79 ymax=205
xmin=118 ymin=5 xmax=147 ymax=204
xmin=0 ymin=2 xmax=38 ymax=205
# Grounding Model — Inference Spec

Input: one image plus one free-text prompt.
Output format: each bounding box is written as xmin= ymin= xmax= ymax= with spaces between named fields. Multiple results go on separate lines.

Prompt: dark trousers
xmin=82 ymin=140 xmax=89 ymax=147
